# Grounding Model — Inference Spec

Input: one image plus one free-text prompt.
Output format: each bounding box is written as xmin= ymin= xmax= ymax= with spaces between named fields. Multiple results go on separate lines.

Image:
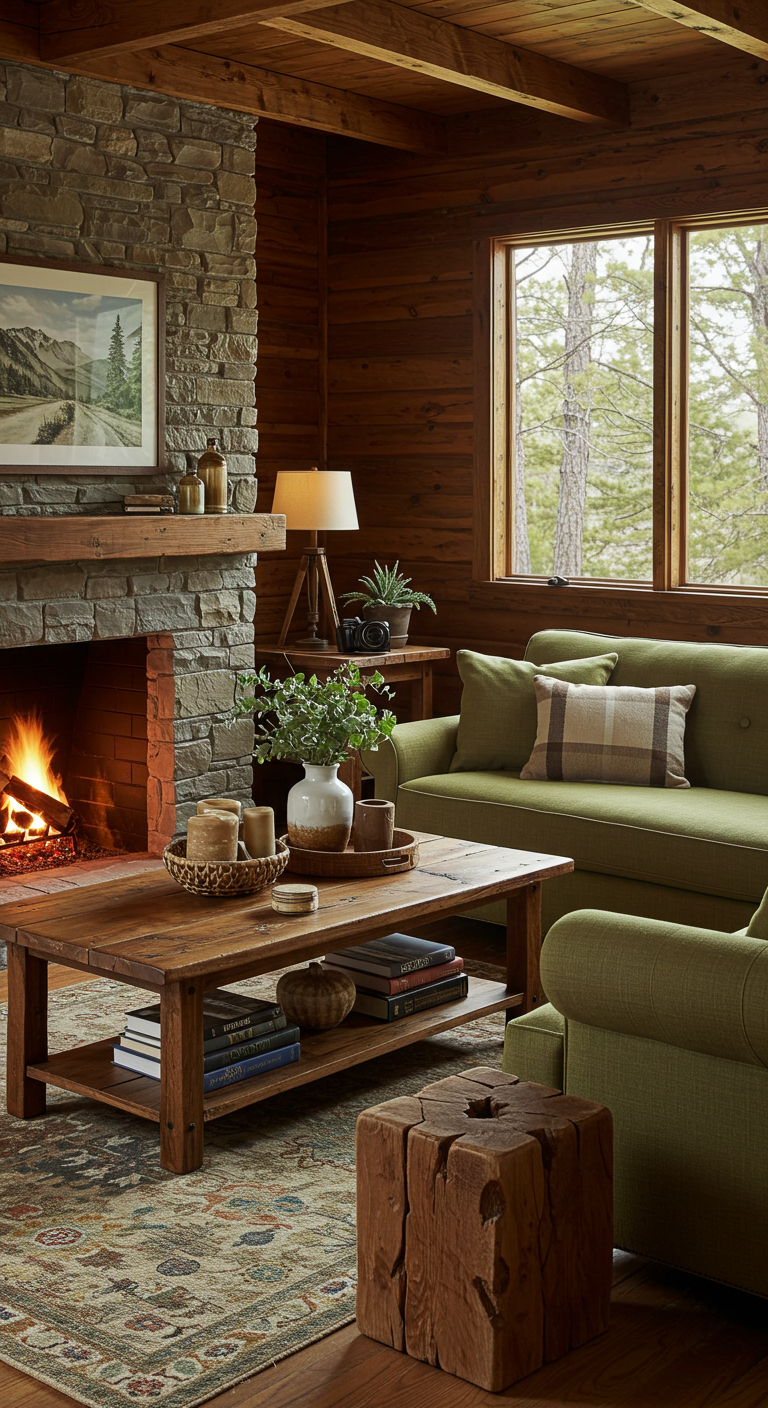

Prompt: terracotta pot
xmin=362 ymin=603 xmax=412 ymax=649
xmin=287 ymin=762 xmax=353 ymax=852
xmin=276 ymin=962 xmax=356 ymax=1029
xmin=352 ymin=798 xmax=395 ymax=852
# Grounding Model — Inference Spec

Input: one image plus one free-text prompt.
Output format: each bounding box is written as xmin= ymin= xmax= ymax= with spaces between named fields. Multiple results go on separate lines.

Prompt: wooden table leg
xmin=411 ymin=663 xmax=433 ymax=720
xmin=506 ymin=883 xmax=542 ymax=1016
xmin=160 ymin=980 xmax=204 ymax=1174
xmin=7 ymin=943 xmax=48 ymax=1119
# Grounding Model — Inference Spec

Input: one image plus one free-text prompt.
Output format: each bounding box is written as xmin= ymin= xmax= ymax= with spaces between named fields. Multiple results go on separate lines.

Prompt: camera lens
xmin=359 ymin=620 xmax=389 ymax=651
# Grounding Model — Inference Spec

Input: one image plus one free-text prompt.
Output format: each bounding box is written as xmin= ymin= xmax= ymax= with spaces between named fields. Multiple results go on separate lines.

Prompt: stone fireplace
xmin=0 ymin=553 xmax=257 ymax=856
xmin=0 ymin=63 xmax=268 ymax=865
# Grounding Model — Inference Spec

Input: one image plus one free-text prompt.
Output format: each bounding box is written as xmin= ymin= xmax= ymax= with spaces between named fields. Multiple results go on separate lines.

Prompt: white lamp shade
xmin=271 ymin=469 xmax=358 ymax=531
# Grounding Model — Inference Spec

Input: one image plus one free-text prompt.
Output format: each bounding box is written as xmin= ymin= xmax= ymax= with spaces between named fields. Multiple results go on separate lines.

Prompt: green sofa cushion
xmin=397 ymin=772 xmax=768 ymax=903
xmin=450 ymin=649 xmax=618 ymax=774
xmin=526 ymin=629 xmax=768 ymax=797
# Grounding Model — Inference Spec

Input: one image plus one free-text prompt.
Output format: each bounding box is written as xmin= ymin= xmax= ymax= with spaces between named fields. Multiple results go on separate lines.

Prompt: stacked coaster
xmin=272 ymin=883 xmax=319 ymax=915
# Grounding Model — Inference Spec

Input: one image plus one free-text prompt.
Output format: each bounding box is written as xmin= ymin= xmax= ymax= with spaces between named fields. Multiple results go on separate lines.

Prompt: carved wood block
xmin=356 ymin=1067 xmax=613 ymax=1392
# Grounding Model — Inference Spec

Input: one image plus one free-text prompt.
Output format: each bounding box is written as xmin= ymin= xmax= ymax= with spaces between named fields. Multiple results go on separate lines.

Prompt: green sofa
xmin=504 ymin=905 xmax=768 ymax=1296
xmin=364 ymin=629 xmax=768 ymax=934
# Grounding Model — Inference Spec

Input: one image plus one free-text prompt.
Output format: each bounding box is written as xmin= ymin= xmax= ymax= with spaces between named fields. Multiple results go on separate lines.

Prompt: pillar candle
xmin=187 ymin=810 xmax=239 ymax=862
xmin=243 ymin=806 xmax=275 ymax=859
xmin=198 ymin=797 xmax=243 ymax=821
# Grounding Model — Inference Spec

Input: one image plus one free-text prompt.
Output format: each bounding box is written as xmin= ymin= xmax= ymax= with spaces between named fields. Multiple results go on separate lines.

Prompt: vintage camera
xmin=336 ymin=616 xmax=391 ymax=654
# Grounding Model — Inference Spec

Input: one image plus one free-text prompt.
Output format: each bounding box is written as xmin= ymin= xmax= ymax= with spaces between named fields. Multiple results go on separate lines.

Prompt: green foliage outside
xmin=515 ymin=226 xmax=768 ymax=586
xmin=235 ymin=663 xmax=397 ymax=767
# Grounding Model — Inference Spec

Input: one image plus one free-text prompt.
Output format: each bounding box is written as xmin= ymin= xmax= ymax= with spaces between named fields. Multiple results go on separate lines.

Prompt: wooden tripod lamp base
xmin=272 ymin=468 xmax=358 ymax=652
xmin=277 ymin=533 xmax=340 ymax=650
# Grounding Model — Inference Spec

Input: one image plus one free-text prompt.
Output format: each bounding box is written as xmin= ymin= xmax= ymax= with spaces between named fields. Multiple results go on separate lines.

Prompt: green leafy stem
xmin=235 ymin=662 xmax=397 ymax=767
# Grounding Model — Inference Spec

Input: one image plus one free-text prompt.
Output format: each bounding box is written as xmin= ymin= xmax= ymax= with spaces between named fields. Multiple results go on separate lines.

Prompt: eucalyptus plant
xmin=339 ymin=561 xmax=437 ymax=613
xmin=235 ymin=663 xmax=396 ymax=767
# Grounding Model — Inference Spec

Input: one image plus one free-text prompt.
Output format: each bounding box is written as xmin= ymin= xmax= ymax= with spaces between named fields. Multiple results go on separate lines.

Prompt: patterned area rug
xmin=0 ymin=971 xmax=505 ymax=1408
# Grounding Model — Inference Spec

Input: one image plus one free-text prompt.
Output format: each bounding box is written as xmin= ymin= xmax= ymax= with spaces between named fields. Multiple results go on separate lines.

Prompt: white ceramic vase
xmin=287 ymin=763 xmax=354 ymax=852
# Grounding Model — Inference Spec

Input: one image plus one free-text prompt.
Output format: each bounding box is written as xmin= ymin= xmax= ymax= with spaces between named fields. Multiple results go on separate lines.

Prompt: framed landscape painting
xmin=0 ymin=255 xmax=164 ymax=474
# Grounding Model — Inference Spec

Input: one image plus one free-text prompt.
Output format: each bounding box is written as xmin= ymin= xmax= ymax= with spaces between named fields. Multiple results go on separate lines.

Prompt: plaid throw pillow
xmin=520 ymin=678 xmax=697 ymax=788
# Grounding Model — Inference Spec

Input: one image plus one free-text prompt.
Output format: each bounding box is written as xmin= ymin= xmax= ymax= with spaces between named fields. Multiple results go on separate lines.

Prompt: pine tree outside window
xmin=480 ymin=213 xmax=768 ymax=594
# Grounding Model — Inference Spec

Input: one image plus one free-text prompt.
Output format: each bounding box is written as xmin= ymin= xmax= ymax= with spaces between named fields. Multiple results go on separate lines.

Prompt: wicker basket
xmin=163 ymin=837 xmax=290 ymax=898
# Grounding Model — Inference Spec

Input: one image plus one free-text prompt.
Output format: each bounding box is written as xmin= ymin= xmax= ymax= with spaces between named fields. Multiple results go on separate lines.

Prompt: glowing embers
xmin=0 ymin=714 xmax=77 ymax=875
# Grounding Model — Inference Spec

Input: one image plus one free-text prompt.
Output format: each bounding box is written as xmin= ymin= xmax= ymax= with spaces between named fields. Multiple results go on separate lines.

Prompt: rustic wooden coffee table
xmin=0 ymin=833 xmax=572 ymax=1174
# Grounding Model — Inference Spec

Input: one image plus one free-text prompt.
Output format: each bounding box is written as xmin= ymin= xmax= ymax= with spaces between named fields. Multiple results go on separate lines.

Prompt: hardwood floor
xmin=1 ymin=918 xmax=767 ymax=1407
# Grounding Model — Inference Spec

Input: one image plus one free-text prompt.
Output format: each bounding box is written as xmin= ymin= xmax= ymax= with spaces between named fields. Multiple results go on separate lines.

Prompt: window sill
xmin=469 ymin=579 xmax=768 ymax=627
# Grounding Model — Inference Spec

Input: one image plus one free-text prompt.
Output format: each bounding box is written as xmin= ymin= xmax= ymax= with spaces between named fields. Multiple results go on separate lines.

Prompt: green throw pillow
xmin=450 ymin=649 xmax=618 ymax=773
xmin=746 ymin=888 xmax=768 ymax=940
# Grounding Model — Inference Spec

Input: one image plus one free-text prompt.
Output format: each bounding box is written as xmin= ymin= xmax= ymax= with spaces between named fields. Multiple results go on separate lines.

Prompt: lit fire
xmin=3 ymin=713 xmax=68 ymax=842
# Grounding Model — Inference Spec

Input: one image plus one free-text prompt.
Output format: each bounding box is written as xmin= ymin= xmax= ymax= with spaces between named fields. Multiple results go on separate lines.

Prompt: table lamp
xmin=272 ymin=467 xmax=359 ymax=650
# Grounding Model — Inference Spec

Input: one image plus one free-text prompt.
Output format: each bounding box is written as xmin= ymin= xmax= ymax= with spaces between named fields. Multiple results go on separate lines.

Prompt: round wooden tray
xmin=280 ymin=829 xmax=420 ymax=877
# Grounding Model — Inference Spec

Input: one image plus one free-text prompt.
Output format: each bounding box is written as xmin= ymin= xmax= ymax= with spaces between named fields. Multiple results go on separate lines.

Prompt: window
xmin=483 ymin=214 xmax=768 ymax=593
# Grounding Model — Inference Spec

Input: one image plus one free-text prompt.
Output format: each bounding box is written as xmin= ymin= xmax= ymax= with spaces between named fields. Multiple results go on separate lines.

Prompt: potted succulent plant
xmin=235 ymin=663 xmax=395 ymax=852
xmin=339 ymin=561 xmax=437 ymax=649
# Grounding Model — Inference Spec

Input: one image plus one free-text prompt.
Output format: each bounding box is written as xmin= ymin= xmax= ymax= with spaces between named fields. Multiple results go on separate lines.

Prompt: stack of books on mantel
xmin=112 ymin=990 xmax=300 ymax=1093
xmin=123 ymin=493 xmax=175 ymax=515
xmin=324 ymin=933 xmax=467 ymax=1022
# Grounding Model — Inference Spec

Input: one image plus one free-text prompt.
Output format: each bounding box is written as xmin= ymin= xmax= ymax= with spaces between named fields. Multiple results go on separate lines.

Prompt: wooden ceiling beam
xmin=40 ymin=0 xmax=358 ymax=65
xmin=626 ymin=0 xmax=768 ymax=60
xmin=260 ymin=0 xmax=629 ymax=125
xmin=69 ymin=44 xmax=447 ymax=152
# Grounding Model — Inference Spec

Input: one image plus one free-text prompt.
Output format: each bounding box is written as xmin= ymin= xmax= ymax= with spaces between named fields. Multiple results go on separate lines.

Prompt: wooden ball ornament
xmin=276 ymin=962 xmax=356 ymax=1030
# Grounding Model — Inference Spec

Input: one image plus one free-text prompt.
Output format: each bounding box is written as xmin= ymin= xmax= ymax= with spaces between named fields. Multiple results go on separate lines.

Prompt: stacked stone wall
xmin=0 ymin=61 xmax=258 ymax=513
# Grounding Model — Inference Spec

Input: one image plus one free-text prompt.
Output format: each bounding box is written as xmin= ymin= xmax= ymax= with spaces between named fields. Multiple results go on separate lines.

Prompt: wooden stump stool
xmin=356 ymin=1067 xmax=613 ymax=1392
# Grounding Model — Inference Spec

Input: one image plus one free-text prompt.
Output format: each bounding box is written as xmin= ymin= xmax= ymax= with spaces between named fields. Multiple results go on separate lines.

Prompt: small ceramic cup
xmin=352 ymin=798 xmax=395 ymax=853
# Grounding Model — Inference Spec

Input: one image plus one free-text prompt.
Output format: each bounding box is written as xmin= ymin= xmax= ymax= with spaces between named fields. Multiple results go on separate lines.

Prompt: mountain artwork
xmin=0 ymin=287 xmax=142 ymax=449
xmin=0 ymin=259 xmax=160 ymax=470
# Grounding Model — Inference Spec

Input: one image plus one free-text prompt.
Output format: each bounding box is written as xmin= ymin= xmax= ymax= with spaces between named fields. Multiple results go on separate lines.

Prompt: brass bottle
xmin=197 ymin=437 xmax=228 ymax=515
xmin=178 ymin=466 xmax=205 ymax=515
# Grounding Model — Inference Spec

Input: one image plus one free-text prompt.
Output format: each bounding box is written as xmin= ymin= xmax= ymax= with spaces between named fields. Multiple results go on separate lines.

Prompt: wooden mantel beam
xmin=40 ymin=0 xmax=357 ymax=64
xmin=261 ymin=0 xmax=629 ymax=125
xmin=72 ymin=43 xmax=447 ymax=152
xmin=627 ymin=0 xmax=768 ymax=59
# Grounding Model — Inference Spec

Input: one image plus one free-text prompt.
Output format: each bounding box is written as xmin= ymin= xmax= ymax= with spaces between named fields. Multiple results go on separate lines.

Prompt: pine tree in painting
xmin=102 ymin=314 xmax=129 ymax=412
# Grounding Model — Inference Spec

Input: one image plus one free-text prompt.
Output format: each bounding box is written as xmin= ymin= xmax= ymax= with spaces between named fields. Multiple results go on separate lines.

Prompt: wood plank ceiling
xmin=1 ymin=0 xmax=763 ymax=152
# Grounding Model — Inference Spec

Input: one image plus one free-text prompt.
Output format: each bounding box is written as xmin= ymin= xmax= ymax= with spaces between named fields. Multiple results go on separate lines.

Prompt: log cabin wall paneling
xmin=322 ymin=64 xmax=768 ymax=715
xmin=255 ymin=119 xmax=326 ymax=646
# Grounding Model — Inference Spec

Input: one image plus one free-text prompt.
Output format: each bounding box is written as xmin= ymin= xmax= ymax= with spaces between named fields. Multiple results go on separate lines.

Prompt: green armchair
xmin=503 ymin=897 xmax=768 ymax=1297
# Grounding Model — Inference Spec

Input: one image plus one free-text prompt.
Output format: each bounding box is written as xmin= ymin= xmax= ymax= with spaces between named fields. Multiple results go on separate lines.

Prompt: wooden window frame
xmin=472 ymin=203 xmax=768 ymax=625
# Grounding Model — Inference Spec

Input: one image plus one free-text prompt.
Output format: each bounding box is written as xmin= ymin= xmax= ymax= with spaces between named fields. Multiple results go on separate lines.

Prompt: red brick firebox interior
xmin=0 ymin=637 xmax=148 ymax=853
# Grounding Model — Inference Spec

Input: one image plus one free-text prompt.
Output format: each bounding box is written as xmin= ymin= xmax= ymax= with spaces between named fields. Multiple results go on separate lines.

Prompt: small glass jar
xmin=179 ymin=468 xmax=205 ymax=514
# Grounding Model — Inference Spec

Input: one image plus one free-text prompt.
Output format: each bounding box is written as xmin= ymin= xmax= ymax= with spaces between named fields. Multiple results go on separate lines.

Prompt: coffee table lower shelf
xmin=26 ymin=977 xmax=520 ymax=1124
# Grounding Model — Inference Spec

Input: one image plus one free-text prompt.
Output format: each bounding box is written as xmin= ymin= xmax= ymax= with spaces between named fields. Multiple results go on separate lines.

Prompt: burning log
xmin=2 ymin=776 xmax=76 ymax=834
xmin=0 ymin=754 xmax=10 ymax=792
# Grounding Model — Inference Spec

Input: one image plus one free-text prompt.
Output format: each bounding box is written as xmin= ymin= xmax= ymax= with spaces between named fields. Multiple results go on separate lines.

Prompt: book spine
xmin=356 ymin=958 xmax=465 ymax=996
xmin=203 ymin=1041 xmax=300 ymax=1093
xmin=328 ymin=947 xmax=455 ymax=978
xmin=203 ymin=1015 xmax=287 ymax=1052
xmin=202 ymin=1008 xmax=282 ymax=1041
xmin=203 ymin=1025 xmax=300 ymax=1073
xmin=354 ymin=976 xmax=469 ymax=1022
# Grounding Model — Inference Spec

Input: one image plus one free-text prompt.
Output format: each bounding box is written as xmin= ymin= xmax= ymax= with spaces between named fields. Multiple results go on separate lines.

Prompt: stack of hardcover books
xmin=123 ymin=493 xmax=175 ymax=515
xmin=324 ymin=933 xmax=467 ymax=1022
xmin=112 ymin=989 xmax=300 ymax=1092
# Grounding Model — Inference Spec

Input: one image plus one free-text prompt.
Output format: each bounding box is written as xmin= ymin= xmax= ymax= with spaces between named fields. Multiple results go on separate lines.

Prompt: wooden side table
xmin=256 ymin=643 xmax=451 ymax=800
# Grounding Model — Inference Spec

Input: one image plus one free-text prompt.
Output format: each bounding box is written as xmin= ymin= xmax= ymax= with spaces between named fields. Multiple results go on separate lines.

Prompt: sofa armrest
xmin=541 ymin=909 xmax=768 ymax=1069
xmin=361 ymin=715 xmax=459 ymax=804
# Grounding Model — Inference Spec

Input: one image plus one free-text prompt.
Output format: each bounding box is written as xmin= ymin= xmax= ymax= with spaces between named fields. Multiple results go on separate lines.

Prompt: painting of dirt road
xmin=0 ymin=259 xmax=159 ymax=468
